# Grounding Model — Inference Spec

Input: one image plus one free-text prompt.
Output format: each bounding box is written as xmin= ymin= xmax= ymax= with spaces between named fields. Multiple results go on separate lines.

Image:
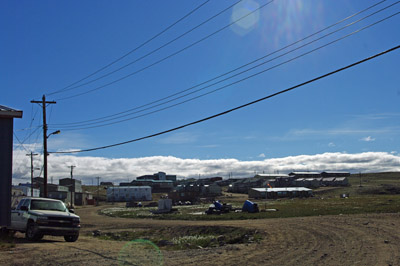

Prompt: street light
xmin=43 ymin=130 xmax=60 ymax=198
xmin=47 ymin=130 xmax=60 ymax=139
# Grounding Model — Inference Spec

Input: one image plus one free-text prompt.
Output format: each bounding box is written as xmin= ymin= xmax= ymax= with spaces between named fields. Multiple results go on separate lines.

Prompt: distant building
xmin=215 ymin=179 xmax=240 ymax=187
xmin=136 ymin=172 xmax=177 ymax=182
xmin=289 ymin=172 xmax=321 ymax=178
xmin=270 ymin=176 xmax=296 ymax=187
xmin=201 ymin=183 xmax=222 ymax=196
xmin=249 ymin=187 xmax=313 ymax=199
xmin=228 ymin=177 xmax=266 ymax=193
xmin=75 ymin=191 xmax=94 ymax=206
xmin=48 ymin=190 xmax=69 ymax=202
xmin=107 ymin=186 xmax=152 ymax=202
xmin=168 ymin=190 xmax=200 ymax=204
xmin=195 ymin=177 xmax=223 ymax=185
xmin=321 ymin=171 xmax=350 ymax=178
xmin=32 ymin=177 xmax=45 ymax=196
xmin=100 ymin=182 xmax=114 ymax=187
xmin=168 ymin=183 xmax=221 ymax=203
xmin=121 ymin=179 xmax=174 ymax=193
xmin=59 ymin=178 xmax=82 ymax=193
xmin=13 ymin=185 xmax=40 ymax=197
xmin=254 ymin=174 xmax=290 ymax=179
xmin=48 ymin=184 xmax=70 ymax=203
xmin=334 ymin=177 xmax=349 ymax=186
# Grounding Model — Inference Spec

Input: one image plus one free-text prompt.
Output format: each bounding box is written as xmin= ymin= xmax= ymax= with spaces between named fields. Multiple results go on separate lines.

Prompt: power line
xmin=14 ymin=105 xmax=40 ymax=156
xmin=49 ymin=0 xmax=394 ymax=128
xmin=13 ymin=132 xmax=30 ymax=153
xmin=52 ymin=13 xmax=400 ymax=130
xmin=46 ymin=0 xmax=211 ymax=96
xmin=49 ymin=9 xmax=400 ymax=131
xmin=49 ymin=44 xmax=400 ymax=154
xmin=54 ymin=0 xmax=274 ymax=101
xmin=16 ymin=126 xmax=41 ymax=149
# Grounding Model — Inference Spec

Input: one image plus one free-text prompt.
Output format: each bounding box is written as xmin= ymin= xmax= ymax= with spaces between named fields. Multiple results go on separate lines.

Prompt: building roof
xmin=0 ymin=105 xmax=23 ymax=118
xmin=251 ymin=187 xmax=312 ymax=192
xmin=322 ymin=177 xmax=336 ymax=181
xmin=289 ymin=172 xmax=321 ymax=175
xmin=321 ymin=171 xmax=350 ymax=174
xmin=133 ymin=179 xmax=173 ymax=183
xmin=109 ymin=186 xmax=151 ymax=189
xmin=255 ymin=174 xmax=290 ymax=178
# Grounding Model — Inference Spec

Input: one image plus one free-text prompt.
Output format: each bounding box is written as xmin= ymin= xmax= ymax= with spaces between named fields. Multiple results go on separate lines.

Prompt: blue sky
xmin=2 ymin=0 xmax=399 ymax=183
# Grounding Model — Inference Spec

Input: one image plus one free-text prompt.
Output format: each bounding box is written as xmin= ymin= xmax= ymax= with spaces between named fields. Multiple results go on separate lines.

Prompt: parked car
xmin=8 ymin=197 xmax=80 ymax=242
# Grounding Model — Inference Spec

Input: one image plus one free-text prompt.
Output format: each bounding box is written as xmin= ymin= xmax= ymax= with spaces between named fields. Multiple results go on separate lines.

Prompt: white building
xmin=13 ymin=185 xmax=40 ymax=197
xmin=107 ymin=186 xmax=152 ymax=202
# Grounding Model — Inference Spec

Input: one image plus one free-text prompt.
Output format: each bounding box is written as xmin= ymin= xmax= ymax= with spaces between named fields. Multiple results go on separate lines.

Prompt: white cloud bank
xmin=12 ymin=149 xmax=400 ymax=185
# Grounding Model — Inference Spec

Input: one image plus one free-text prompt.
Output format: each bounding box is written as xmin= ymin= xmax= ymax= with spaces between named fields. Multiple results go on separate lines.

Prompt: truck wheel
xmin=64 ymin=233 xmax=79 ymax=242
xmin=26 ymin=222 xmax=42 ymax=241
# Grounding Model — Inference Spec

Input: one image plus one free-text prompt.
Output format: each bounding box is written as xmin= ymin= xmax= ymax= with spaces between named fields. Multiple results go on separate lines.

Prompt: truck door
xmin=10 ymin=199 xmax=25 ymax=230
xmin=13 ymin=199 xmax=30 ymax=230
xmin=19 ymin=199 xmax=30 ymax=229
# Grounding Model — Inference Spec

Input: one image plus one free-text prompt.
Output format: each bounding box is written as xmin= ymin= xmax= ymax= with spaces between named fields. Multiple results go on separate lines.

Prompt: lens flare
xmin=118 ymin=239 xmax=163 ymax=266
xmin=230 ymin=0 xmax=260 ymax=36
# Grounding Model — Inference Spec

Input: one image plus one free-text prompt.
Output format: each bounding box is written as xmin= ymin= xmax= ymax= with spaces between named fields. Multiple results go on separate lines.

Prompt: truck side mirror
xmin=20 ymin=206 xmax=28 ymax=211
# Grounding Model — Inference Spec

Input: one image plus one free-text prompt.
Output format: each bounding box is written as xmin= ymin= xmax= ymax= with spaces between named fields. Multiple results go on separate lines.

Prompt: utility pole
xmin=26 ymin=152 xmax=38 ymax=196
xmin=69 ymin=165 xmax=76 ymax=206
xmin=96 ymin=177 xmax=100 ymax=206
xmin=31 ymin=95 xmax=56 ymax=198
xmin=69 ymin=165 xmax=76 ymax=179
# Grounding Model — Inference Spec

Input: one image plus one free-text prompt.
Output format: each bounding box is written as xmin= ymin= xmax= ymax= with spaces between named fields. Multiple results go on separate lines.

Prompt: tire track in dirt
xmin=81 ymin=207 xmax=400 ymax=266
xmin=2 ymin=205 xmax=400 ymax=266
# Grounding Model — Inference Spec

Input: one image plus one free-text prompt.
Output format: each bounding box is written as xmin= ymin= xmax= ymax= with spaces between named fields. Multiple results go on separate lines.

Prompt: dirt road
xmin=1 ymin=204 xmax=399 ymax=265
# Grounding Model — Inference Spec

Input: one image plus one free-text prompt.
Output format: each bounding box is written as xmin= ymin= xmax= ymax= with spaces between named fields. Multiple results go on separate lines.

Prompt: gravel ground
xmin=1 ymin=203 xmax=399 ymax=266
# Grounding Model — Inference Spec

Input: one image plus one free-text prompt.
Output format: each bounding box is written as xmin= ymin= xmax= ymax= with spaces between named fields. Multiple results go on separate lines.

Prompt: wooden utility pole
xmin=26 ymin=152 xmax=38 ymax=196
xmin=69 ymin=165 xmax=76 ymax=179
xmin=31 ymin=95 xmax=56 ymax=198
xmin=69 ymin=165 xmax=76 ymax=206
xmin=96 ymin=177 xmax=100 ymax=206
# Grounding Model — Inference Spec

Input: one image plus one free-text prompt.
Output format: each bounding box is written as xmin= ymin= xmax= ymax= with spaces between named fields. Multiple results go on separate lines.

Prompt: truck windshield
xmin=30 ymin=200 xmax=67 ymax=212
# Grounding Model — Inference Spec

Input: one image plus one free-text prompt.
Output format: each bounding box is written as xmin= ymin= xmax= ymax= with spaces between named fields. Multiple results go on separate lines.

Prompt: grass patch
xmin=93 ymin=226 xmax=261 ymax=250
xmin=99 ymin=172 xmax=400 ymax=221
xmin=100 ymin=194 xmax=400 ymax=221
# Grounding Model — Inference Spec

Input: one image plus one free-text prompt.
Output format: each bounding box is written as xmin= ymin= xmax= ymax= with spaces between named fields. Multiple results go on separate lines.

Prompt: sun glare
xmin=230 ymin=0 xmax=261 ymax=36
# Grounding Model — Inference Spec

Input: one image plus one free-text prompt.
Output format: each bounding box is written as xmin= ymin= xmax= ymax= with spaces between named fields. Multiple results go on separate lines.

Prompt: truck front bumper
xmin=37 ymin=225 xmax=80 ymax=236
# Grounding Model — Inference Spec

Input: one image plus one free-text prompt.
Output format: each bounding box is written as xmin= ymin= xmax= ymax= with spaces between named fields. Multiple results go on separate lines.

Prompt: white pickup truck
xmin=8 ymin=197 xmax=80 ymax=242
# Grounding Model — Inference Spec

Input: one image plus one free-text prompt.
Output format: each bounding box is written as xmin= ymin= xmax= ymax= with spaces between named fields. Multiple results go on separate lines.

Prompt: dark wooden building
xmin=0 ymin=105 xmax=22 ymax=227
